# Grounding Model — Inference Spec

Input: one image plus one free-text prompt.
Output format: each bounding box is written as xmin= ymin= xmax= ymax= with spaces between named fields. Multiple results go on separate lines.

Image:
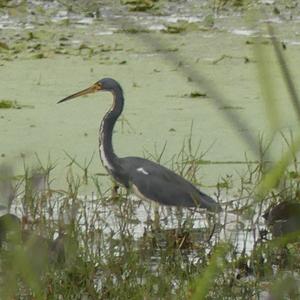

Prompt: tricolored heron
xmin=58 ymin=78 xmax=221 ymax=212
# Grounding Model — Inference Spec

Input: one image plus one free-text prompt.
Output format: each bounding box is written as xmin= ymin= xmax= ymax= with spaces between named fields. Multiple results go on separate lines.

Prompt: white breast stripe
xmin=99 ymin=143 xmax=113 ymax=171
xmin=99 ymin=112 xmax=114 ymax=171
xmin=137 ymin=167 xmax=149 ymax=175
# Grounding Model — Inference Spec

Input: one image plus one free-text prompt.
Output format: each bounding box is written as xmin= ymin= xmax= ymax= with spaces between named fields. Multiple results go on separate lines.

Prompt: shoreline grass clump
xmin=1 ymin=129 xmax=300 ymax=299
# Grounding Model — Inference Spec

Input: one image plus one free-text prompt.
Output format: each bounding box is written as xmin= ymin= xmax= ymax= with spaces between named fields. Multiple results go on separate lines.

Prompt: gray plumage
xmin=117 ymin=157 xmax=220 ymax=210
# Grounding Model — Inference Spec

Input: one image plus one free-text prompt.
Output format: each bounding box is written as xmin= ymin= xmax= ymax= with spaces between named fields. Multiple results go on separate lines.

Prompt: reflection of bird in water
xmin=59 ymin=78 xmax=221 ymax=212
xmin=263 ymin=201 xmax=300 ymax=238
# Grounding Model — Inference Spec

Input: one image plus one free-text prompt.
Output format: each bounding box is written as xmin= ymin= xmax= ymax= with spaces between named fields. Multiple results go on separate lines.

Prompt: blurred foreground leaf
xmin=189 ymin=243 xmax=230 ymax=300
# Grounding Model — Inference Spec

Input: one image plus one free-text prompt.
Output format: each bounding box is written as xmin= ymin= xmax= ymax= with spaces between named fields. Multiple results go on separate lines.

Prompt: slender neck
xmin=99 ymin=87 xmax=124 ymax=171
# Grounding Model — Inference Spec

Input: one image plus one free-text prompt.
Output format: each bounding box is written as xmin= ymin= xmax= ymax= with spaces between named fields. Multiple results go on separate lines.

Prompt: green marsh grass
xmin=1 ymin=131 xmax=300 ymax=299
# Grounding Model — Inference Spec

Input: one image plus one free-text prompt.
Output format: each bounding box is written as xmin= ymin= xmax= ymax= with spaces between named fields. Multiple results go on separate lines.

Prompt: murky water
xmin=0 ymin=1 xmax=300 ymax=200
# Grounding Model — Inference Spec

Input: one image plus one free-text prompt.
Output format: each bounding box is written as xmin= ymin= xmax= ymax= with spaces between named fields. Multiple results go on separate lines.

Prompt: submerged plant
xmin=0 ymin=100 xmax=20 ymax=109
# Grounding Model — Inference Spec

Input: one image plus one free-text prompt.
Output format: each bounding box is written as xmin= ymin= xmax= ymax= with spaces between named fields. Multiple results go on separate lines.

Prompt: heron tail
xmin=197 ymin=190 xmax=222 ymax=212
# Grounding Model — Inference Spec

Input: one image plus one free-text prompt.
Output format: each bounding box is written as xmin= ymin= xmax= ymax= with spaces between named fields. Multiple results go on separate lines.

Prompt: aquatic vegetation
xmin=0 ymin=42 xmax=9 ymax=50
xmin=121 ymin=0 xmax=159 ymax=12
xmin=211 ymin=0 xmax=250 ymax=10
xmin=0 ymin=100 xmax=34 ymax=109
xmin=0 ymin=100 xmax=21 ymax=109
xmin=184 ymin=91 xmax=207 ymax=98
xmin=162 ymin=21 xmax=200 ymax=34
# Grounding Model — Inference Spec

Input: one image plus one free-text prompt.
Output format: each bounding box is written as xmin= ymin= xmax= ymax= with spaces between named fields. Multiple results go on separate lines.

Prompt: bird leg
xmin=111 ymin=181 xmax=120 ymax=200
xmin=153 ymin=204 xmax=161 ymax=231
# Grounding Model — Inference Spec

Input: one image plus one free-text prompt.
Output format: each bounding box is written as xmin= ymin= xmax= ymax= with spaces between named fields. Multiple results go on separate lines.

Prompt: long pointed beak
xmin=58 ymin=82 xmax=102 ymax=104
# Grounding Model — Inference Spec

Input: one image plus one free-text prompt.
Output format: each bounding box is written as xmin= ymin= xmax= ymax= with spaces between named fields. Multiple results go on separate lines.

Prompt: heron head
xmin=97 ymin=78 xmax=122 ymax=92
xmin=58 ymin=78 xmax=122 ymax=104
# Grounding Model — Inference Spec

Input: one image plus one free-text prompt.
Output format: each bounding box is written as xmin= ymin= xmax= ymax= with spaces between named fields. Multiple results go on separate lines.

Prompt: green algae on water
xmin=0 ymin=100 xmax=19 ymax=109
xmin=0 ymin=100 xmax=34 ymax=109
